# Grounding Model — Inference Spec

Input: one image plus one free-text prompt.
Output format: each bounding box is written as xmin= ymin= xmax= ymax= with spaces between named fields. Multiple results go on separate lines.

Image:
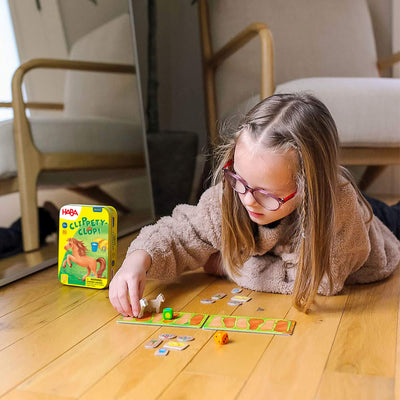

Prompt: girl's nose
xmin=242 ymin=191 xmax=258 ymax=207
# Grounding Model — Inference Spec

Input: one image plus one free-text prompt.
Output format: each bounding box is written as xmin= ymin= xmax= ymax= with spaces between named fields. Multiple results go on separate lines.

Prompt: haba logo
xmin=60 ymin=205 xmax=82 ymax=221
xmin=62 ymin=208 xmax=78 ymax=217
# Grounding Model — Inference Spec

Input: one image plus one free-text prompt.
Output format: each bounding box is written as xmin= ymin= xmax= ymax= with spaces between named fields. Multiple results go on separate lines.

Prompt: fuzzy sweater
xmin=127 ymin=179 xmax=400 ymax=296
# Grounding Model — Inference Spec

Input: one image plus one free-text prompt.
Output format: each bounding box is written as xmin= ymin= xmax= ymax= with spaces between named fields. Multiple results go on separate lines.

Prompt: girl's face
xmin=233 ymin=133 xmax=300 ymax=225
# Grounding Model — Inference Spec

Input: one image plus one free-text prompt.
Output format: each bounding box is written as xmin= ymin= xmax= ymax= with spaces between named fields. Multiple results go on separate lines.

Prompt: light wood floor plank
xmin=316 ymin=371 xmax=393 ymax=400
xmin=1 ymin=390 xmax=74 ymax=400
xmin=159 ymin=372 xmax=244 ymax=400
xmin=323 ymin=268 xmax=399 ymax=377
xmin=14 ymin=272 xmax=215 ymax=399
xmin=316 ymin=268 xmax=400 ymax=399
xmin=0 ymin=290 xmax=116 ymax=397
xmin=0 ymin=284 xmax=97 ymax=351
xmin=78 ymin=277 xmax=243 ymax=400
xmin=235 ymin=292 xmax=348 ymax=400
xmin=0 ymin=267 xmax=58 ymax=317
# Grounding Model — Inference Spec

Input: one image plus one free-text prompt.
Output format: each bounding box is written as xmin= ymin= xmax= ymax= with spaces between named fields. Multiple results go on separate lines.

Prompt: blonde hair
xmin=212 ymin=93 xmax=372 ymax=313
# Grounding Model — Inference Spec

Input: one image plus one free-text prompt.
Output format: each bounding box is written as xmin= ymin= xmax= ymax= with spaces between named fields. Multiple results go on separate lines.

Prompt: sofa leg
xmin=358 ymin=165 xmax=387 ymax=191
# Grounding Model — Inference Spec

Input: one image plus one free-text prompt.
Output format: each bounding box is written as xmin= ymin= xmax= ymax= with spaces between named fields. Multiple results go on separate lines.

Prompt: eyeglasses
xmin=222 ymin=160 xmax=297 ymax=211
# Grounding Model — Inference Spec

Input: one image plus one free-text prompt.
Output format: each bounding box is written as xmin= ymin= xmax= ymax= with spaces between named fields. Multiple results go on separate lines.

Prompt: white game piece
xmin=155 ymin=348 xmax=169 ymax=356
xmin=163 ymin=341 xmax=189 ymax=351
xmin=211 ymin=293 xmax=226 ymax=301
xmin=138 ymin=293 xmax=165 ymax=318
xmin=159 ymin=333 xmax=176 ymax=340
xmin=144 ymin=339 xmax=162 ymax=349
xmin=230 ymin=295 xmax=251 ymax=303
xmin=227 ymin=300 xmax=242 ymax=306
xmin=200 ymin=299 xmax=215 ymax=304
xmin=231 ymin=288 xmax=242 ymax=294
xmin=177 ymin=335 xmax=194 ymax=342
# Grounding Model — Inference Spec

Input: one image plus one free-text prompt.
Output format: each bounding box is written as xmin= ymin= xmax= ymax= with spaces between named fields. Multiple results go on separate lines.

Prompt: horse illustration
xmin=63 ymin=238 xmax=106 ymax=281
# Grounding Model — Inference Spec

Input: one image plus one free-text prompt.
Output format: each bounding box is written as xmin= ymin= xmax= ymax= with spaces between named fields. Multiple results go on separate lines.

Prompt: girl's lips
xmin=248 ymin=210 xmax=264 ymax=217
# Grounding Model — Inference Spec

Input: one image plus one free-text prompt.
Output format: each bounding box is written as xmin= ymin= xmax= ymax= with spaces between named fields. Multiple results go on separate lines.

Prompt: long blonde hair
xmin=212 ymin=93 xmax=372 ymax=313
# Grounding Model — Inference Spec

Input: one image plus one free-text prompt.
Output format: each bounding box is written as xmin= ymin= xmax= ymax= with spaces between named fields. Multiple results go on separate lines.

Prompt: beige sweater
xmin=127 ymin=179 xmax=400 ymax=296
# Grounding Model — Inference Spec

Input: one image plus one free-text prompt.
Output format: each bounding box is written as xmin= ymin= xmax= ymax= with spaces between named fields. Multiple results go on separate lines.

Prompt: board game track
xmin=117 ymin=312 xmax=296 ymax=336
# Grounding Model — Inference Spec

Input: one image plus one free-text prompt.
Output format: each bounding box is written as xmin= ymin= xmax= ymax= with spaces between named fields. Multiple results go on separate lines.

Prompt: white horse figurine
xmin=138 ymin=293 xmax=165 ymax=318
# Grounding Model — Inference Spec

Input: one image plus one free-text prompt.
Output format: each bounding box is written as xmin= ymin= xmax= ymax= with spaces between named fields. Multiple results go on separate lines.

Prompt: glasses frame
xmin=222 ymin=160 xmax=297 ymax=211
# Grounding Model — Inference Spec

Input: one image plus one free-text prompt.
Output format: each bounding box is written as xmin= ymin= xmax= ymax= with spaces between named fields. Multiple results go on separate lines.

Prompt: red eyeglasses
xmin=222 ymin=160 xmax=297 ymax=211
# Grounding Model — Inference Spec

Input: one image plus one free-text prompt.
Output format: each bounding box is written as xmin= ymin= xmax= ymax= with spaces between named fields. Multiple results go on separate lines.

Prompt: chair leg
xmin=358 ymin=165 xmax=387 ymax=191
xmin=68 ymin=185 xmax=131 ymax=214
xmin=18 ymin=169 xmax=40 ymax=252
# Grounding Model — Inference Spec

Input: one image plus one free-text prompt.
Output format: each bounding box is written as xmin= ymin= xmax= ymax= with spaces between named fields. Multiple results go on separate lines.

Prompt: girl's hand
xmin=109 ymin=250 xmax=151 ymax=317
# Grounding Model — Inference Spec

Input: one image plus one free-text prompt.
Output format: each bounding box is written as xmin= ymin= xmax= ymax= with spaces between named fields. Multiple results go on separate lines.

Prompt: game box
xmin=58 ymin=204 xmax=117 ymax=289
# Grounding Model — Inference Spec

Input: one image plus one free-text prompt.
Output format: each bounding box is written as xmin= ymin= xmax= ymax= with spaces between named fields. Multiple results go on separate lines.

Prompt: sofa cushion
xmin=210 ymin=0 xmax=379 ymax=119
xmin=0 ymin=116 xmax=144 ymax=179
xmin=231 ymin=77 xmax=400 ymax=146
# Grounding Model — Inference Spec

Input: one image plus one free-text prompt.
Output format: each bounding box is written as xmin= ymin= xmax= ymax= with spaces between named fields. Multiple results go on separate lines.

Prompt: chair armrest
xmin=12 ymin=58 xmax=135 ymax=109
xmin=0 ymin=101 xmax=63 ymax=110
xmin=377 ymin=51 xmax=400 ymax=72
xmin=207 ymin=22 xmax=274 ymax=99
xmin=11 ymin=58 xmax=137 ymax=174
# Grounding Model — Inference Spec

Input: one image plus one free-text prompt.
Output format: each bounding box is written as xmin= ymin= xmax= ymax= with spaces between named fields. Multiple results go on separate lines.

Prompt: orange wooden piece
xmin=214 ymin=331 xmax=229 ymax=345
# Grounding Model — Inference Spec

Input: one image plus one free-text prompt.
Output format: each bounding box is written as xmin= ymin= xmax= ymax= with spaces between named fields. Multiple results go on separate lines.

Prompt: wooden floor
xmin=1 ymin=232 xmax=400 ymax=400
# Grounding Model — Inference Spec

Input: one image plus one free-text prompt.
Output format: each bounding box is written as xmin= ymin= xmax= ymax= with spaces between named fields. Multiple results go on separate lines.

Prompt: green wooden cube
xmin=163 ymin=307 xmax=173 ymax=320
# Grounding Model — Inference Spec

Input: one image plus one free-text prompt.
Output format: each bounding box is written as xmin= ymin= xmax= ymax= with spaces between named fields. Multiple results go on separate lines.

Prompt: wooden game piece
xmin=227 ymin=300 xmax=242 ymax=306
xmin=163 ymin=341 xmax=189 ymax=351
xmin=144 ymin=339 xmax=162 ymax=349
xmin=159 ymin=333 xmax=176 ymax=340
xmin=211 ymin=293 xmax=226 ymax=301
xmin=177 ymin=335 xmax=194 ymax=342
xmin=138 ymin=293 xmax=165 ymax=318
xmin=230 ymin=295 xmax=251 ymax=303
xmin=231 ymin=288 xmax=242 ymax=294
xmin=200 ymin=299 xmax=215 ymax=304
xmin=155 ymin=348 xmax=169 ymax=356
xmin=163 ymin=307 xmax=173 ymax=320
xmin=214 ymin=331 xmax=229 ymax=345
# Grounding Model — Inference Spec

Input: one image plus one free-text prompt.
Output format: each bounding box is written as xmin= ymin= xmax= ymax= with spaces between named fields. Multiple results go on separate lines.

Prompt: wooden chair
xmin=0 ymin=14 xmax=146 ymax=252
xmin=198 ymin=0 xmax=400 ymax=190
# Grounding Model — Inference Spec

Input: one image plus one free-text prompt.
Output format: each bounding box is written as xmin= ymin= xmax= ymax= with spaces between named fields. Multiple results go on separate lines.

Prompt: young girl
xmin=109 ymin=93 xmax=400 ymax=316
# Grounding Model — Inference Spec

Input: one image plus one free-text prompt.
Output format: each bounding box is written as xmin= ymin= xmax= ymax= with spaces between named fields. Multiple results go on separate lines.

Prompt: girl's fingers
xmin=127 ymin=279 xmax=140 ymax=317
xmin=118 ymin=282 xmax=133 ymax=316
xmin=110 ymin=292 xmax=127 ymax=316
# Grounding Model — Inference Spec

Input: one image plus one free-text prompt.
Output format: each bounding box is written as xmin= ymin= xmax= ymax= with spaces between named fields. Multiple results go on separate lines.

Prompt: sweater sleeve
xmin=126 ymin=183 xmax=222 ymax=280
xmin=317 ymin=181 xmax=371 ymax=296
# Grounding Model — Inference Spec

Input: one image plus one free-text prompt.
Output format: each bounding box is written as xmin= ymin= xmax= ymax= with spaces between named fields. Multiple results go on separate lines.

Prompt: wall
xmin=136 ymin=0 xmax=399 ymax=197
xmin=132 ymin=0 xmax=207 ymax=150
xmin=57 ymin=0 xmax=128 ymax=51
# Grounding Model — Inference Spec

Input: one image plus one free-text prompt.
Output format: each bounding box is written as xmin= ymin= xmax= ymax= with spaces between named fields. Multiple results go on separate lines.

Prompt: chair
xmin=198 ymin=0 xmax=400 ymax=190
xmin=0 ymin=13 xmax=147 ymax=252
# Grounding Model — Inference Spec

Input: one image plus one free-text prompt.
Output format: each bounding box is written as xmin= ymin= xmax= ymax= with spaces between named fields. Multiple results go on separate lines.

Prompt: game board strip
xmin=117 ymin=312 xmax=209 ymax=329
xmin=202 ymin=315 xmax=296 ymax=335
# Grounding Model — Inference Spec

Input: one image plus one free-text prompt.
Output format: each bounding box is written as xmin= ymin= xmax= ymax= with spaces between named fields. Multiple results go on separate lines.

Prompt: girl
xmin=109 ymin=93 xmax=400 ymax=316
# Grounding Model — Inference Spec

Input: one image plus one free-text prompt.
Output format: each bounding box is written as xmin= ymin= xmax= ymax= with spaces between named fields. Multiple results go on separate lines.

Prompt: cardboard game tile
xmin=202 ymin=315 xmax=296 ymax=336
xmin=117 ymin=312 xmax=208 ymax=329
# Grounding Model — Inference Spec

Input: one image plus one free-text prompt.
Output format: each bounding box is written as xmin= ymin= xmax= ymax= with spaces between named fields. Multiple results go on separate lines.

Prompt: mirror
xmin=0 ymin=0 xmax=154 ymax=285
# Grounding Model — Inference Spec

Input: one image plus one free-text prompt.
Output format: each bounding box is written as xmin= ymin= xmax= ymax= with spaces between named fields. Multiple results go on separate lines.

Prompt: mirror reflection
xmin=0 ymin=0 xmax=154 ymax=285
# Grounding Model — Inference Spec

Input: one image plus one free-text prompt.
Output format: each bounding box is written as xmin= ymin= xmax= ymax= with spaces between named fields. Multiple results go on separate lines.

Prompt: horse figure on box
xmin=63 ymin=238 xmax=106 ymax=281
